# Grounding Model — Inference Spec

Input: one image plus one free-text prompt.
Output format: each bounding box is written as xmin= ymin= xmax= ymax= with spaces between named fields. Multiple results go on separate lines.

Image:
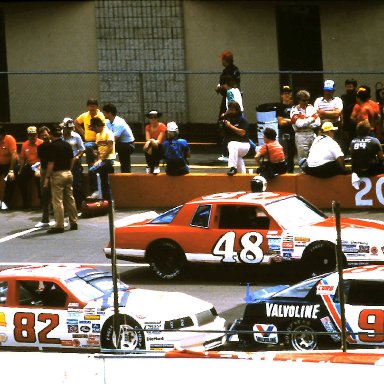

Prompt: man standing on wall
xmin=74 ymin=99 xmax=105 ymax=168
xmin=215 ymin=50 xmax=241 ymax=162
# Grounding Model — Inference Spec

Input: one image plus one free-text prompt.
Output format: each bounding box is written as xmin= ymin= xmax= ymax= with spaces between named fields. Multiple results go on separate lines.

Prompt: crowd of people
xmin=215 ymin=50 xmax=384 ymax=179
xmin=1 ymin=51 xmax=384 ymax=223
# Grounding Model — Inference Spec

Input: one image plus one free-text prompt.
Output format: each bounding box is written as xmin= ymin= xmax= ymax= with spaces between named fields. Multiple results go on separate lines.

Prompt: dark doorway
xmin=276 ymin=5 xmax=324 ymax=103
xmin=0 ymin=8 xmax=10 ymax=122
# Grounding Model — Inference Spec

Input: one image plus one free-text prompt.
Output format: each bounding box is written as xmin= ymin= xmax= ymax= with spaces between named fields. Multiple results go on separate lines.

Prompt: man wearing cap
xmin=44 ymin=126 xmax=78 ymax=234
xmin=143 ymin=110 xmax=166 ymax=174
xmin=300 ymin=122 xmax=348 ymax=178
xmin=74 ymin=99 xmax=105 ymax=168
xmin=87 ymin=117 xmax=115 ymax=200
xmin=102 ymin=103 xmax=135 ymax=173
xmin=314 ymin=80 xmax=343 ymax=146
xmin=276 ymin=85 xmax=295 ymax=173
xmin=17 ymin=126 xmax=43 ymax=209
xmin=0 ymin=126 xmax=18 ymax=210
xmin=62 ymin=117 xmax=85 ymax=210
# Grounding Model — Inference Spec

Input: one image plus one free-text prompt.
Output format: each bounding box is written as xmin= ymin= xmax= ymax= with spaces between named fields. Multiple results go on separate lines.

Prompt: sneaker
xmin=227 ymin=167 xmax=237 ymax=176
xmin=34 ymin=222 xmax=50 ymax=229
xmin=153 ymin=166 xmax=160 ymax=174
xmin=69 ymin=223 xmax=78 ymax=230
xmin=64 ymin=220 xmax=69 ymax=228
xmin=1 ymin=201 xmax=8 ymax=210
xmin=145 ymin=167 xmax=152 ymax=174
xmin=218 ymin=155 xmax=229 ymax=162
xmin=46 ymin=227 xmax=64 ymax=234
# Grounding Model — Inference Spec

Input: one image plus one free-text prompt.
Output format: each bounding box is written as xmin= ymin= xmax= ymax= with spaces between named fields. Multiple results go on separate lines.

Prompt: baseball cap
xmin=324 ymin=80 xmax=335 ymax=91
xmin=145 ymin=110 xmax=162 ymax=118
xmin=166 ymin=121 xmax=179 ymax=132
xmin=321 ymin=122 xmax=338 ymax=132
xmin=281 ymin=85 xmax=292 ymax=93
xmin=27 ymin=126 xmax=37 ymax=134
xmin=62 ymin=117 xmax=75 ymax=128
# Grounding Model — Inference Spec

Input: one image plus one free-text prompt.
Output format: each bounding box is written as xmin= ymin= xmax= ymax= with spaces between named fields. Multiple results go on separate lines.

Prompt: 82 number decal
xmin=212 ymin=232 xmax=264 ymax=264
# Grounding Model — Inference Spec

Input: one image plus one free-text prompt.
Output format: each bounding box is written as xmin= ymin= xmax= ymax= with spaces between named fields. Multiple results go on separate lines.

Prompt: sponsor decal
xmin=61 ymin=340 xmax=74 ymax=347
xmin=147 ymin=336 xmax=165 ymax=342
xmin=294 ymin=237 xmax=310 ymax=242
xmin=150 ymin=344 xmax=174 ymax=350
xmin=84 ymin=315 xmax=100 ymax=321
xmin=266 ymin=303 xmax=320 ymax=319
xmin=316 ymin=284 xmax=336 ymax=295
xmin=84 ymin=308 xmax=96 ymax=315
xmin=72 ymin=334 xmax=88 ymax=339
xmin=66 ymin=319 xmax=79 ymax=325
xmin=253 ymin=324 xmax=278 ymax=344
xmin=68 ymin=324 xmax=79 ymax=333
xmin=282 ymin=242 xmax=294 ymax=249
xmin=320 ymin=317 xmax=340 ymax=342
xmin=282 ymin=253 xmax=292 ymax=260
xmin=0 ymin=312 xmax=7 ymax=327
xmin=359 ymin=245 xmax=370 ymax=253
xmin=73 ymin=338 xmax=81 ymax=347
xmin=144 ymin=321 xmax=162 ymax=334
xmin=0 ymin=333 xmax=7 ymax=342
xmin=80 ymin=326 xmax=91 ymax=333
xmin=68 ymin=303 xmax=79 ymax=308
xmin=79 ymin=320 xmax=92 ymax=324
xmin=371 ymin=246 xmax=378 ymax=255
xmin=92 ymin=324 xmax=101 ymax=333
xmin=87 ymin=335 xmax=100 ymax=346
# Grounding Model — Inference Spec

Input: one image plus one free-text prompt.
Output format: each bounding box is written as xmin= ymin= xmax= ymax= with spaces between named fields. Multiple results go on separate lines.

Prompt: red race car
xmin=104 ymin=191 xmax=384 ymax=280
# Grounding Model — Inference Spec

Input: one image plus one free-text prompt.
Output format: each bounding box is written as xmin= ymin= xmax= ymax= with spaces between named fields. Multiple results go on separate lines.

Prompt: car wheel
xmin=101 ymin=314 xmax=146 ymax=350
xmin=284 ymin=320 xmax=318 ymax=351
xmin=302 ymin=241 xmax=340 ymax=277
xmin=148 ymin=241 xmax=186 ymax=280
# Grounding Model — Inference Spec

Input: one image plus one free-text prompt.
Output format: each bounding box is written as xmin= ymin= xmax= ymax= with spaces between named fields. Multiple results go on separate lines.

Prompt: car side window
xmin=219 ymin=205 xmax=270 ymax=229
xmin=191 ymin=205 xmax=211 ymax=228
xmin=17 ymin=280 xmax=68 ymax=308
xmin=0 ymin=281 xmax=7 ymax=305
xmin=344 ymin=280 xmax=384 ymax=306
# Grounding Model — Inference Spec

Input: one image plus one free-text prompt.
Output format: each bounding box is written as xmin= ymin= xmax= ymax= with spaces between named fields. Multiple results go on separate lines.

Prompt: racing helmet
xmin=251 ymin=175 xmax=267 ymax=192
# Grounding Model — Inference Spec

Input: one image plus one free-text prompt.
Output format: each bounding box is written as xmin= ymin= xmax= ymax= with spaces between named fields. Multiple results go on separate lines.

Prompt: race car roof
xmin=187 ymin=191 xmax=294 ymax=206
xmin=0 ymin=264 xmax=99 ymax=280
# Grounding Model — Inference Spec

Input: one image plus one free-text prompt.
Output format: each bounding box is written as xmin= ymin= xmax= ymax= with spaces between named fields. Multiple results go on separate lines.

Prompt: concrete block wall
xmin=95 ymin=0 xmax=187 ymax=123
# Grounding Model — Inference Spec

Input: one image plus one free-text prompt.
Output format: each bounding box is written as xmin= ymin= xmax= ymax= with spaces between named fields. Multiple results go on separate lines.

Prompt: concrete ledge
xmin=109 ymin=173 xmax=384 ymax=209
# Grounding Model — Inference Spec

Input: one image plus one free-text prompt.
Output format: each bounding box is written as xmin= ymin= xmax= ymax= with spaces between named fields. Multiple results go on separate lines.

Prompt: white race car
xmin=0 ymin=264 xmax=226 ymax=352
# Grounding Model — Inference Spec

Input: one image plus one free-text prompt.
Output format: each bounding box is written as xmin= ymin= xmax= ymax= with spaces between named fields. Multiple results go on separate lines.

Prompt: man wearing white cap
xmin=300 ymin=121 xmax=348 ymax=178
xmin=314 ymin=80 xmax=344 ymax=147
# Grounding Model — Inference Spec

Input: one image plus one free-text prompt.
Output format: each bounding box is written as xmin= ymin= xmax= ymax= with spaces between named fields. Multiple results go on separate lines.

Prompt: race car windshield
xmin=265 ymin=196 xmax=327 ymax=229
xmin=149 ymin=205 xmax=183 ymax=224
xmin=273 ymin=275 xmax=324 ymax=299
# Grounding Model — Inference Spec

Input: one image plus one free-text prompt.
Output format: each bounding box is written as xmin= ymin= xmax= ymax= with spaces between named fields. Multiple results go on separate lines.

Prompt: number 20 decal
xmin=13 ymin=312 xmax=60 ymax=344
xmin=355 ymin=177 xmax=384 ymax=206
xmin=212 ymin=232 xmax=264 ymax=264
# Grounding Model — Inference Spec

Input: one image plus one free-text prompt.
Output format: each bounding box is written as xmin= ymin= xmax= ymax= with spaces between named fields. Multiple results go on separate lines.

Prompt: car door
xmin=198 ymin=204 xmax=278 ymax=266
xmin=2 ymin=279 xmax=73 ymax=350
xmin=342 ymin=279 xmax=384 ymax=347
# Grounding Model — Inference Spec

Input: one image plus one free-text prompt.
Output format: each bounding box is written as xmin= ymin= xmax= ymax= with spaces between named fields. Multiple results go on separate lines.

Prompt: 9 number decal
xmin=358 ymin=309 xmax=384 ymax=343
xmin=212 ymin=232 xmax=264 ymax=264
xmin=14 ymin=312 xmax=60 ymax=344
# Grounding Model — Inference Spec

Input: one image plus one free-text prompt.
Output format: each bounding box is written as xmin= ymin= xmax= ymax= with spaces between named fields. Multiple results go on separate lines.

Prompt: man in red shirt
xmin=0 ymin=126 xmax=18 ymax=210
xmin=17 ymin=126 xmax=43 ymax=209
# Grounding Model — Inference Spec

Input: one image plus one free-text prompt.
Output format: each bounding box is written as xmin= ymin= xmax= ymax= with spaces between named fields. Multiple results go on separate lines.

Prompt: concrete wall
xmin=2 ymin=1 xmax=99 ymax=123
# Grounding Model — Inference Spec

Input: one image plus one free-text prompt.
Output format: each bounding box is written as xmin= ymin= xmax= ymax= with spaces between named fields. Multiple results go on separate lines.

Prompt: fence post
xmin=138 ymin=72 xmax=145 ymax=134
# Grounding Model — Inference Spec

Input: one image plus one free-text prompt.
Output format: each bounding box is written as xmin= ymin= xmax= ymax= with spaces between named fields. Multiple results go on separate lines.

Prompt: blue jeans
xmin=84 ymin=142 xmax=97 ymax=166
xmin=88 ymin=159 xmax=114 ymax=201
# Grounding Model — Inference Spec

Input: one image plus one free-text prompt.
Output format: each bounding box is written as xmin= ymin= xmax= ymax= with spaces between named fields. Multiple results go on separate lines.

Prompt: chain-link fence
xmin=2 ymin=70 xmax=384 ymax=128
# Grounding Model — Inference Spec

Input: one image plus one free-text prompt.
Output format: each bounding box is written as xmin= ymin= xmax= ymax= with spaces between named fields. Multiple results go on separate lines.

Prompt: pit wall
xmin=1 ymin=174 xmax=383 ymax=210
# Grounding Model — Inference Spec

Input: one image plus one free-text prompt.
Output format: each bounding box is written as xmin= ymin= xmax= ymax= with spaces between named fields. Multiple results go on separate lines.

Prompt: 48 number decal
xmin=212 ymin=232 xmax=264 ymax=264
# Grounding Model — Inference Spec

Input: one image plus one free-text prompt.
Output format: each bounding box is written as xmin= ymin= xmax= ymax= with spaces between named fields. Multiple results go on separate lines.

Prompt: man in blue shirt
xmin=102 ymin=103 xmax=135 ymax=173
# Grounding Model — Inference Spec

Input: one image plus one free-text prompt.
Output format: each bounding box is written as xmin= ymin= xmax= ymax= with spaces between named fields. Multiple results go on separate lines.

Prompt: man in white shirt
xmin=301 ymin=122 xmax=348 ymax=178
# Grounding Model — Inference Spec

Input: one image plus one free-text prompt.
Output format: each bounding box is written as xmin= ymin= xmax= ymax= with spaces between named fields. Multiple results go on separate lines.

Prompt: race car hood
xmin=88 ymin=288 xmax=214 ymax=319
xmin=313 ymin=216 xmax=384 ymax=231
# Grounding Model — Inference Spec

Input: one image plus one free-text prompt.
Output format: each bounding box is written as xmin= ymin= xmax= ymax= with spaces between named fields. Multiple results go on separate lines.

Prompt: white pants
xmin=228 ymin=141 xmax=251 ymax=174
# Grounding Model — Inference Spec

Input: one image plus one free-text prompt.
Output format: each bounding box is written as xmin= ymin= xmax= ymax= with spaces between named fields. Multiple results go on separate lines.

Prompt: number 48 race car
xmin=234 ymin=265 xmax=384 ymax=351
xmin=104 ymin=191 xmax=384 ymax=279
xmin=0 ymin=264 xmax=226 ymax=352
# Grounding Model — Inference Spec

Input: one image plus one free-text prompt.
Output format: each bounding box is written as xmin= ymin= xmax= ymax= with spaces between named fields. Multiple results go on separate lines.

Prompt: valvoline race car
xmin=104 ymin=191 xmax=384 ymax=279
xmin=0 ymin=264 xmax=226 ymax=352
xmin=234 ymin=265 xmax=384 ymax=351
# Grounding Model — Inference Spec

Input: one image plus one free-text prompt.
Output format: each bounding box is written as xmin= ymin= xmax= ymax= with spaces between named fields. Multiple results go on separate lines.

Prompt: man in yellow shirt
xmin=74 ymin=99 xmax=105 ymax=168
xmin=87 ymin=117 xmax=115 ymax=201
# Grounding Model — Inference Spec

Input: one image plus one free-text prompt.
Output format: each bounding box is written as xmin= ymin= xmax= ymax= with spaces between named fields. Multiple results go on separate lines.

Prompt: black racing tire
xmin=100 ymin=314 xmax=145 ymax=350
xmin=148 ymin=241 xmax=186 ymax=280
xmin=284 ymin=319 xmax=319 ymax=351
xmin=302 ymin=241 xmax=342 ymax=277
